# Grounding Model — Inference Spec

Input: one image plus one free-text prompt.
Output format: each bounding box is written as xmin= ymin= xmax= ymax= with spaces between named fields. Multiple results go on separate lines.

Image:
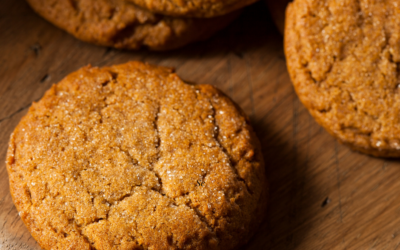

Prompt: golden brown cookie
xmin=26 ymin=0 xmax=240 ymax=50
xmin=126 ymin=0 xmax=257 ymax=18
xmin=285 ymin=0 xmax=400 ymax=157
xmin=6 ymin=61 xmax=268 ymax=249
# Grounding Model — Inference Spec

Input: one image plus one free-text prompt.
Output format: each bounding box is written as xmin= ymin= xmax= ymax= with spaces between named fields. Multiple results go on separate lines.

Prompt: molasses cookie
xmin=285 ymin=0 xmax=400 ymax=157
xmin=126 ymin=0 xmax=257 ymax=18
xmin=26 ymin=0 xmax=240 ymax=50
xmin=6 ymin=61 xmax=268 ymax=249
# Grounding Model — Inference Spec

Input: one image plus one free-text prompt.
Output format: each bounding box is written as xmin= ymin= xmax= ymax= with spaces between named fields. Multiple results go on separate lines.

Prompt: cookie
xmin=265 ymin=0 xmax=290 ymax=34
xmin=6 ymin=61 xmax=268 ymax=249
xmin=125 ymin=0 xmax=257 ymax=18
xmin=26 ymin=0 xmax=240 ymax=50
xmin=285 ymin=0 xmax=400 ymax=157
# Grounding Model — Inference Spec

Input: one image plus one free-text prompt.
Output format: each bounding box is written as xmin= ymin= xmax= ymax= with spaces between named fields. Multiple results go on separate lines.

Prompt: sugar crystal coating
xmin=285 ymin=0 xmax=400 ymax=157
xmin=26 ymin=0 xmax=240 ymax=50
xmin=6 ymin=61 xmax=267 ymax=250
xmin=126 ymin=0 xmax=256 ymax=18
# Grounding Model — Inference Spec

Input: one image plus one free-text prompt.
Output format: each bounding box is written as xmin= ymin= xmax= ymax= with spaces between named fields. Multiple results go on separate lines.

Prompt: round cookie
xmin=285 ymin=0 xmax=400 ymax=157
xmin=26 ymin=0 xmax=240 ymax=50
xmin=125 ymin=0 xmax=257 ymax=18
xmin=6 ymin=61 xmax=268 ymax=249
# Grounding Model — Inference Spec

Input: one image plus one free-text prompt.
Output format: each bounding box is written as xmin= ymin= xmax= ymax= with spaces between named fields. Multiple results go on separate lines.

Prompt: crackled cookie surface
xmin=26 ymin=0 xmax=240 ymax=50
xmin=6 ymin=61 xmax=267 ymax=249
xmin=285 ymin=0 xmax=400 ymax=157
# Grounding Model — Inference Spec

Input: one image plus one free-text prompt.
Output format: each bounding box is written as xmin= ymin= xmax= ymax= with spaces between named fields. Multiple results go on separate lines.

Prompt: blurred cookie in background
xmin=26 ymin=0 xmax=241 ymax=50
xmin=285 ymin=0 xmax=400 ymax=157
xmin=125 ymin=0 xmax=259 ymax=17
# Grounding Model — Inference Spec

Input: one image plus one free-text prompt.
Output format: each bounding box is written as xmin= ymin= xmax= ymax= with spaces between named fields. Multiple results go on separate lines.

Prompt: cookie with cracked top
xmin=285 ymin=0 xmax=400 ymax=157
xmin=26 ymin=0 xmax=240 ymax=50
xmin=6 ymin=61 xmax=268 ymax=249
xmin=125 ymin=0 xmax=258 ymax=18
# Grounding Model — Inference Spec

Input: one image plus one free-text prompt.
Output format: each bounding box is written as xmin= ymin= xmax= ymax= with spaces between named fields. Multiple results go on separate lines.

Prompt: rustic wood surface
xmin=2 ymin=0 xmax=400 ymax=249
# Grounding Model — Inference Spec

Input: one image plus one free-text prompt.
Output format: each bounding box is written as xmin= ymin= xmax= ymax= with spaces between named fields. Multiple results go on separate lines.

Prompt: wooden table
xmin=2 ymin=0 xmax=400 ymax=249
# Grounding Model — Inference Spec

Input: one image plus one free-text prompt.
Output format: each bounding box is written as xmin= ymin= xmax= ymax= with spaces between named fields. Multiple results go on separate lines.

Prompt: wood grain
xmin=2 ymin=0 xmax=400 ymax=249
